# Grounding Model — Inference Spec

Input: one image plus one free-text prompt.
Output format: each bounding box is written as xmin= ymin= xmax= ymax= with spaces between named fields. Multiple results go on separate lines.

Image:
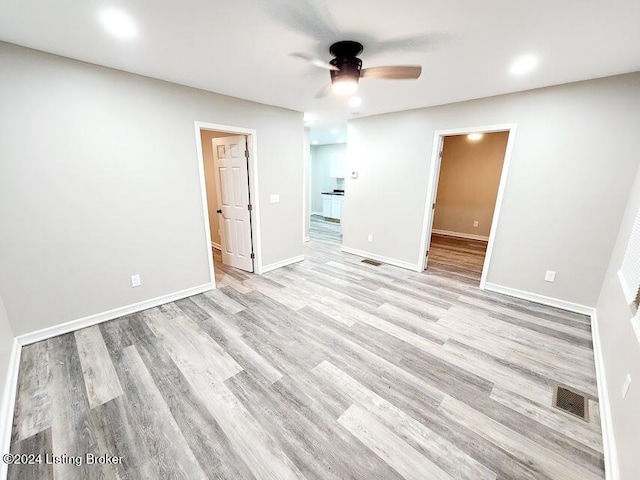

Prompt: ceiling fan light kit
xmin=294 ymin=40 xmax=423 ymax=98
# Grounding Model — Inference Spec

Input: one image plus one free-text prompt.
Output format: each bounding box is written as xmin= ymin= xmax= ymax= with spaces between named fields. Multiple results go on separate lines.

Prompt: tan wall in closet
xmin=433 ymin=132 xmax=509 ymax=238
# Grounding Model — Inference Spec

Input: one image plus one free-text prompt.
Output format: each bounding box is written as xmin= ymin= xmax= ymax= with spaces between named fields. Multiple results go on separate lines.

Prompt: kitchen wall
xmin=343 ymin=72 xmax=640 ymax=307
xmin=0 ymin=41 xmax=304 ymax=336
xmin=433 ymin=132 xmax=509 ymax=239
xmin=311 ymin=143 xmax=346 ymax=214
xmin=200 ymin=129 xmax=237 ymax=248
xmin=594 ymin=161 xmax=640 ymax=480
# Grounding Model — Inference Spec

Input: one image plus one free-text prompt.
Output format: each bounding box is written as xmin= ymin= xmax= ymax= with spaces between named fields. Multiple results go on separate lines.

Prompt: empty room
xmin=1 ymin=1 xmax=640 ymax=480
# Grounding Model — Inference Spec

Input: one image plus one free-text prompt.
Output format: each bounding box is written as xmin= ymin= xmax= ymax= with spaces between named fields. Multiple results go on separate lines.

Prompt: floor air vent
xmin=553 ymin=385 xmax=588 ymax=421
xmin=362 ymin=259 xmax=382 ymax=266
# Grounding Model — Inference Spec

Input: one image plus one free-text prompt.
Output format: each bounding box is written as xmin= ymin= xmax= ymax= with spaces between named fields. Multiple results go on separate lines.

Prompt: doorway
xmin=420 ymin=124 xmax=517 ymax=288
xmin=194 ymin=122 xmax=261 ymax=282
xmin=309 ymin=141 xmax=347 ymax=245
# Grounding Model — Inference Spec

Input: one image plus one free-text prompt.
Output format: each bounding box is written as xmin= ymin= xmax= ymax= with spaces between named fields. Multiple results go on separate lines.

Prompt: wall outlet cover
xmin=473 ymin=220 xmax=479 ymax=227
xmin=544 ymin=271 xmax=556 ymax=283
xmin=367 ymin=234 xmax=373 ymax=243
xmin=270 ymin=194 xmax=280 ymax=203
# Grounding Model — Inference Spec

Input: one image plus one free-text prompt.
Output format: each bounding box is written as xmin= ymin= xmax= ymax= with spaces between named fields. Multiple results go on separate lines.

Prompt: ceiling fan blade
xmin=314 ymin=84 xmax=333 ymax=99
xmin=291 ymin=53 xmax=339 ymax=71
xmin=361 ymin=66 xmax=422 ymax=80
xmin=259 ymin=0 xmax=338 ymax=42
xmin=371 ymin=33 xmax=452 ymax=55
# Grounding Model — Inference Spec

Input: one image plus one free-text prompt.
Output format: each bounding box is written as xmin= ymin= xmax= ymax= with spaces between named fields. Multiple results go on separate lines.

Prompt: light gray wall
xmin=311 ymin=143 xmax=346 ymax=213
xmin=0 ymin=42 xmax=304 ymax=336
xmin=343 ymin=73 xmax=640 ymax=307
xmin=595 ymin=163 xmax=640 ymax=480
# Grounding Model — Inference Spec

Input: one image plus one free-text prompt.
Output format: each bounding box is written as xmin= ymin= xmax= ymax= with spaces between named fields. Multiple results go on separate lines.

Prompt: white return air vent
xmin=618 ymin=207 xmax=640 ymax=304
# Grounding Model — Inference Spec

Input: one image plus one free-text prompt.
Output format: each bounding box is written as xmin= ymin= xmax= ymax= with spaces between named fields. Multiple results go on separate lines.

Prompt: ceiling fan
xmin=293 ymin=40 xmax=422 ymax=98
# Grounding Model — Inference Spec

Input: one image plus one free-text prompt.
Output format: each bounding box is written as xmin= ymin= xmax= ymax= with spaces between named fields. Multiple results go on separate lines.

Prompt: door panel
xmin=212 ymin=135 xmax=254 ymax=272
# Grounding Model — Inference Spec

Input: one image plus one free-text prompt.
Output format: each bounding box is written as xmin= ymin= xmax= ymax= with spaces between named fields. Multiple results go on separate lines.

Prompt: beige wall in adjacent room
xmin=200 ymin=130 xmax=237 ymax=248
xmin=0 ymin=42 xmax=304 ymax=336
xmin=433 ymin=132 xmax=508 ymax=238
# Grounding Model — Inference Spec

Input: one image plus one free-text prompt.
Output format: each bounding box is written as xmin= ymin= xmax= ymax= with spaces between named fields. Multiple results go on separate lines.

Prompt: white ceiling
xmin=2 ymin=0 xmax=639 ymax=136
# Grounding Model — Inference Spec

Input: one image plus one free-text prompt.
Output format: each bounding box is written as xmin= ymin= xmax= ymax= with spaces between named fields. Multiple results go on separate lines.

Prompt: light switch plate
xmin=473 ymin=220 xmax=479 ymax=227
xmin=131 ymin=274 xmax=142 ymax=288
xmin=270 ymin=194 xmax=280 ymax=203
xmin=367 ymin=234 xmax=373 ymax=243
xmin=544 ymin=271 xmax=556 ymax=283
xmin=351 ymin=171 xmax=358 ymax=179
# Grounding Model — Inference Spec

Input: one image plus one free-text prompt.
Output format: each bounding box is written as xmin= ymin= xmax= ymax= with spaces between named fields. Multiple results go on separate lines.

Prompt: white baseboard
xmin=211 ymin=242 xmax=222 ymax=251
xmin=17 ymin=283 xmax=213 ymax=347
xmin=261 ymin=255 xmax=305 ymax=274
xmin=483 ymin=283 xmax=595 ymax=316
xmin=432 ymin=229 xmax=489 ymax=242
xmin=591 ymin=311 xmax=619 ymax=480
xmin=340 ymin=246 xmax=421 ymax=272
xmin=0 ymin=339 xmax=21 ymax=478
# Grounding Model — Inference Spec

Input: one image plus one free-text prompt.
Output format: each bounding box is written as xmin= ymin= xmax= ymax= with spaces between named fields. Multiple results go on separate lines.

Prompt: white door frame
xmin=194 ymin=121 xmax=263 ymax=286
xmin=418 ymin=123 xmax=518 ymax=289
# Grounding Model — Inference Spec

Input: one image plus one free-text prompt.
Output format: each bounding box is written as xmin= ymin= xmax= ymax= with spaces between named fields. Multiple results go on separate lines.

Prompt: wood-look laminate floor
xmin=8 ymin=217 xmax=604 ymax=479
xmin=427 ymin=234 xmax=488 ymax=284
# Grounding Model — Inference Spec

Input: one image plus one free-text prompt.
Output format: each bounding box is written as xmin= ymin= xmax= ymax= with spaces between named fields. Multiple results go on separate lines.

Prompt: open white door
xmin=212 ymin=135 xmax=254 ymax=272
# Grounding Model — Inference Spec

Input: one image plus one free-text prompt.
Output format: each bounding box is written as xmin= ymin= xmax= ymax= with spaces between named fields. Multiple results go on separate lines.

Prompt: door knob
xmin=216 ymin=209 xmax=222 ymax=214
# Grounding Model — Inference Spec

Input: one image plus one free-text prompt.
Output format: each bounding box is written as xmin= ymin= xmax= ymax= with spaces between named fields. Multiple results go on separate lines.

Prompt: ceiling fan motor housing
xmin=329 ymin=41 xmax=364 ymax=83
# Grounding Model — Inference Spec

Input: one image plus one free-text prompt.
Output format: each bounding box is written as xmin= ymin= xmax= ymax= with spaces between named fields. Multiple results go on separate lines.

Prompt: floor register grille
xmin=553 ymin=385 xmax=588 ymax=421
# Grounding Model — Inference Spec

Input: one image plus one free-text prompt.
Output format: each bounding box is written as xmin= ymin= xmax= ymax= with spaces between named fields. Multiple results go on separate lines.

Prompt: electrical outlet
xmin=131 ymin=274 xmax=142 ymax=288
xmin=544 ymin=270 xmax=556 ymax=283
xmin=269 ymin=194 xmax=280 ymax=203
xmin=473 ymin=220 xmax=479 ymax=227
xmin=367 ymin=234 xmax=373 ymax=243
xmin=622 ymin=374 xmax=632 ymax=399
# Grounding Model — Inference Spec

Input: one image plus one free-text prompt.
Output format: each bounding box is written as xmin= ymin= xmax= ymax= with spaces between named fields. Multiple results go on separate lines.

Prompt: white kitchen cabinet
xmin=331 ymin=196 xmax=343 ymax=220
xmin=329 ymin=153 xmax=346 ymax=178
xmin=322 ymin=194 xmax=344 ymax=220
xmin=322 ymin=195 xmax=332 ymax=218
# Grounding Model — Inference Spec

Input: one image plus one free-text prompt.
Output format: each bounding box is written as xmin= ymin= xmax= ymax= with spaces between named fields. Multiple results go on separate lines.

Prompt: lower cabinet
xmin=322 ymin=195 xmax=343 ymax=220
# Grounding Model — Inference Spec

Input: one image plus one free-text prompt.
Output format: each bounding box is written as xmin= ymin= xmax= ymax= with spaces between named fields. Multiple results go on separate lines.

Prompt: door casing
xmin=194 ymin=121 xmax=262 ymax=286
xmin=419 ymin=123 xmax=518 ymax=289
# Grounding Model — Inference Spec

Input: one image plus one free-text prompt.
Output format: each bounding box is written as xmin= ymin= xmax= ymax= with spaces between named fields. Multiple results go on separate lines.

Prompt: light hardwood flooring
xmin=8 ymin=217 xmax=604 ymax=479
xmin=428 ymin=234 xmax=488 ymax=284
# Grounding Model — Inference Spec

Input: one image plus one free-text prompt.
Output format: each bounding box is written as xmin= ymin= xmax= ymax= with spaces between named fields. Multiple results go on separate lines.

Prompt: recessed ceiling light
xmin=331 ymin=128 xmax=339 ymax=135
xmin=303 ymin=112 xmax=317 ymax=123
xmin=510 ymin=55 xmax=538 ymax=75
xmin=100 ymin=9 xmax=137 ymax=39
xmin=467 ymin=133 xmax=483 ymax=141
xmin=348 ymin=96 xmax=362 ymax=108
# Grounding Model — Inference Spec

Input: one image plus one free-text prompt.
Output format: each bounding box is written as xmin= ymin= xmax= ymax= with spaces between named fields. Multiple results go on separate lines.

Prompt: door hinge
xmin=245 ymin=150 xmax=249 ymax=159
xmin=439 ymin=150 xmax=443 ymax=158
xmin=250 ymin=253 xmax=255 ymax=259
xmin=248 ymin=204 xmax=253 ymax=211
xmin=432 ymin=203 xmax=436 ymax=210
xmin=426 ymin=250 xmax=429 ymax=256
